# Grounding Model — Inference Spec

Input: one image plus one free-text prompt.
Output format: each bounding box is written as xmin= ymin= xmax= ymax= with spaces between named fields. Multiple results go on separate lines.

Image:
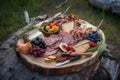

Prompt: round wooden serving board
xmin=17 ymin=21 xmax=105 ymax=75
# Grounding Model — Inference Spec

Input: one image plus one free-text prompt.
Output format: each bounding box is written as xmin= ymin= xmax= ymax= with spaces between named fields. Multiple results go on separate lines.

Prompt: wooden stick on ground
xmin=97 ymin=19 xmax=104 ymax=31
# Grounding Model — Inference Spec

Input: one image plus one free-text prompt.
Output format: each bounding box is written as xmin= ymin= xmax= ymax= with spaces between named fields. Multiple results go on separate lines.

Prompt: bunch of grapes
xmin=31 ymin=37 xmax=47 ymax=49
xmin=86 ymin=31 xmax=101 ymax=43
xmin=29 ymin=46 xmax=45 ymax=57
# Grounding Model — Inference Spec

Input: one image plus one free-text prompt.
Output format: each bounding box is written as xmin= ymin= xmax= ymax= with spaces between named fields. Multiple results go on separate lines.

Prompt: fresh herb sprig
xmin=18 ymin=26 xmax=35 ymax=39
xmin=39 ymin=22 xmax=47 ymax=31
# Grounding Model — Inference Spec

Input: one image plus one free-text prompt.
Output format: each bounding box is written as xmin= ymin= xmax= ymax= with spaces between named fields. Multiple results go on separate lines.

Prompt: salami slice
xmin=44 ymin=32 xmax=76 ymax=55
xmin=59 ymin=32 xmax=75 ymax=45
xmin=44 ymin=34 xmax=61 ymax=46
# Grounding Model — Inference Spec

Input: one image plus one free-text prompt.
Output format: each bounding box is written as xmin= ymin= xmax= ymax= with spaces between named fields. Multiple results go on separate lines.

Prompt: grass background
xmin=0 ymin=0 xmax=120 ymax=59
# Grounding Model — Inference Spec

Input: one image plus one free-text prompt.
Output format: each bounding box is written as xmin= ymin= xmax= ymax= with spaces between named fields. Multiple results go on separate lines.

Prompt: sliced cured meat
xmin=65 ymin=14 xmax=79 ymax=21
xmin=52 ymin=19 xmax=69 ymax=26
xmin=45 ymin=47 xmax=56 ymax=52
xmin=70 ymin=27 xmax=87 ymax=43
xmin=55 ymin=56 xmax=67 ymax=62
xmin=45 ymin=49 xmax=58 ymax=56
xmin=44 ymin=32 xmax=75 ymax=48
xmin=44 ymin=32 xmax=75 ymax=55
xmin=58 ymin=19 xmax=68 ymax=26
xmin=44 ymin=34 xmax=62 ymax=46
xmin=44 ymin=34 xmax=61 ymax=55
xmin=59 ymin=32 xmax=75 ymax=45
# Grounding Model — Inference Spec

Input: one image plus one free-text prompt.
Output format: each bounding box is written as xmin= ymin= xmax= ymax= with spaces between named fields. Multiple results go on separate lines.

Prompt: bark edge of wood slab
xmin=16 ymin=21 xmax=105 ymax=75
xmin=16 ymin=51 xmax=100 ymax=75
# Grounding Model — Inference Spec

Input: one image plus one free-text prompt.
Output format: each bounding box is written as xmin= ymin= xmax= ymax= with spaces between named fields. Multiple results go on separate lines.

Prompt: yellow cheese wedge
xmin=62 ymin=21 xmax=74 ymax=33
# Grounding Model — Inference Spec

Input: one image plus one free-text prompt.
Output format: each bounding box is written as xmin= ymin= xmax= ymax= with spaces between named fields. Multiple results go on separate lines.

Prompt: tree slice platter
xmin=17 ymin=20 xmax=105 ymax=75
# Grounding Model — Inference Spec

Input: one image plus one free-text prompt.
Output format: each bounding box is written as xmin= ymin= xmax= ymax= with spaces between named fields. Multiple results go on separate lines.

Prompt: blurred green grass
xmin=0 ymin=0 xmax=120 ymax=59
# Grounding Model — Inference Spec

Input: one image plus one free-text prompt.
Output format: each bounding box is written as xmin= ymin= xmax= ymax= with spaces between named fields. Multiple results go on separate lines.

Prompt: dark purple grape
xmin=39 ymin=43 xmax=42 ymax=46
xmin=92 ymin=31 xmax=97 ymax=34
xmin=29 ymin=49 xmax=33 ymax=54
xmin=39 ymin=38 xmax=42 ymax=42
xmin=89 ymin=33 xmax=93 ymax=37
xmin=31 ymin=37 xmax=47 ymax=49
xmin=32 ymin=48 xmax=36 ymax=52
xmin=37 ymin=51 xmax=43 ymax=57
xmin=31 ymin=39 xmax=35 ymax=44
xmin=36 ymin=37 xmax=42 ymax=42
xmin=41 ymin=40 xmax=44 ymax=43
xmin=36 ymin=37 xmax=40 ymax=41
xmin=29 ymin=49 xmax=33 ymax=53
xmin=92 ymin=35 xmax=96 ymax=38
xmin=29 ymin=46 xmax=45 ymax=57
xmin=41 ymin=49 xmax=45 ymax=53
xmin=86 ymin=31 xmax=100 ymax=43
xmin=43 ymin=45 xmax=47 ymax=49
xmin=33 ymin=52 xmax=37 ymax=56
xmin=35 ymin=40 xmax=39 ymax=45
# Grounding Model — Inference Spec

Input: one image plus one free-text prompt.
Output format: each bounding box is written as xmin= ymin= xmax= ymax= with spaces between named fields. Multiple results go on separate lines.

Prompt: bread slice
xmin=74 ymin=43 xmax=90 ymax=53
xmin=62 ymin=21 xmax=74 ymax=33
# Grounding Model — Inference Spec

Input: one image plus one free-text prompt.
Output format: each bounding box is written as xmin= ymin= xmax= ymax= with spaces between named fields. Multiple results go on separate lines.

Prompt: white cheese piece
xmin=81 ymin=23 xmax=94 ymax=32
xmin=28 ymin=29 xmax=44 ymax=41
xmin=62 ymin=21 xmax=74 ymax=33
xmin=81 ymin=24 xmax=93 ymax=28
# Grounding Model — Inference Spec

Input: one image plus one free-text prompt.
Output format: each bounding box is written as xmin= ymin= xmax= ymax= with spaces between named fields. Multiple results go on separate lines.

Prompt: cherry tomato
xmin=49 ymin=23 xmax=54 ymax=28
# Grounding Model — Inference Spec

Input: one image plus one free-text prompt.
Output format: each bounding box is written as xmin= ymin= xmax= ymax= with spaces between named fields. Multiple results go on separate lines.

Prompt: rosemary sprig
xmin=87 ymin=41 xmax=109 ymax=52
xmin=39 ymin=22 xmax=47 ymax=31
xmin=98 ymin=41 xmax=109 ymax=52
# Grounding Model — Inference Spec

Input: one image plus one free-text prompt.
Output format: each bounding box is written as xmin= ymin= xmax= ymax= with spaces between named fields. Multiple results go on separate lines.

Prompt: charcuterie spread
xmin=16 ymin=13 xmax=105 ymax=74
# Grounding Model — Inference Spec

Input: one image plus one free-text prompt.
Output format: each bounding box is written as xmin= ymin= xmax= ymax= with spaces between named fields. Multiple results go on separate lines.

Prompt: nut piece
xmin=44 ymin=58 xmax=53 ymax=62
xmin=47 ymin=56 xmax=56 ymax=60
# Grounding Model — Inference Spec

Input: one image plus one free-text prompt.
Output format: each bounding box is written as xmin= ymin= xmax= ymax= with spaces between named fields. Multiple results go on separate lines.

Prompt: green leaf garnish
xmin=39 ymin=22 xmax=47 ymax=31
